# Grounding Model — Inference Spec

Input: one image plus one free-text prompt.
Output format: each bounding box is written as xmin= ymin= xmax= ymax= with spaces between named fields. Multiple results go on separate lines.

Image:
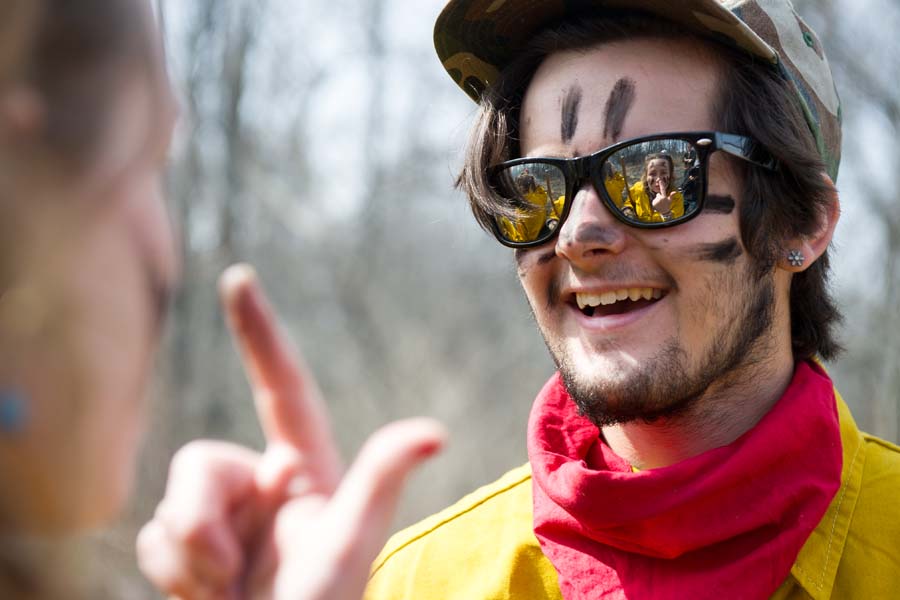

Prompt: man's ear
xmin=777 ymin=173 xmax=840 ymax=273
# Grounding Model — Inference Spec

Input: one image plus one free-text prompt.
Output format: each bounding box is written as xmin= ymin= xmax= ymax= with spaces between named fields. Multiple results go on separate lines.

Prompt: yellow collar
xmin=788 ymin=390 xmax=864 ymax=599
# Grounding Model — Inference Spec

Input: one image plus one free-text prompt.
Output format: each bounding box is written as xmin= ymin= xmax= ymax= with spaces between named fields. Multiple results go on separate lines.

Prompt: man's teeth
xmin=576 ymin=288 xmax=662 ymax=309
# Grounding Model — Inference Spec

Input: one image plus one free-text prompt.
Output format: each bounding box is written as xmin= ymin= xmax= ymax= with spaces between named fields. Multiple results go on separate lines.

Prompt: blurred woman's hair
xmin=0 ymin=1 xmax=164 ymax=596
xmin=0 ymin=0 xmax=165 ymax=170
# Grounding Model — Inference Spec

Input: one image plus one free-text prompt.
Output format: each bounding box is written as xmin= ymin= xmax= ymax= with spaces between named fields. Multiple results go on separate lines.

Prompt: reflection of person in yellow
xmin=601 ymin=163 xmax=628 ymax=210
xmin=625 ymin=153 xmax=685 ymax=222
xmin=498 ymin=169 xmax=558 ymax=242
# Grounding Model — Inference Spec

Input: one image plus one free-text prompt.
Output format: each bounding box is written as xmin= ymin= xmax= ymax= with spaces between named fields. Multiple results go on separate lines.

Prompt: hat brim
xmin=434 ymin=0 xmax=777 ymax=101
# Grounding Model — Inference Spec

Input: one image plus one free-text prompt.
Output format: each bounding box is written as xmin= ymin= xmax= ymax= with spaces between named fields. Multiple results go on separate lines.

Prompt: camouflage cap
xmin=434 ymin=0 xmax=841 ymax=179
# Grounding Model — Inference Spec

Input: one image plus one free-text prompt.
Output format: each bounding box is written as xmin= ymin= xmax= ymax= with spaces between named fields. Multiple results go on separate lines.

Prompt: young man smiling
xmin=365 ymin=1 xmax=900 ymax=598
xmin=138 ymin=1 xmax=900 ymax=599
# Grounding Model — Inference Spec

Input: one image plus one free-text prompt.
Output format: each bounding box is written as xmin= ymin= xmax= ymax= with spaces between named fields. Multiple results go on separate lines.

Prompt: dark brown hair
xmin=458 ymin=12 xmax=842 ymax=360
xmin=2 ymin=0 xmax=165 ymax=170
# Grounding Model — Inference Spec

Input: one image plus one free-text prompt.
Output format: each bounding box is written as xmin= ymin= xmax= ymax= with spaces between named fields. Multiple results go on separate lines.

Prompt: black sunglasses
xmin=487 ymin=131 xmax=778 ymax=248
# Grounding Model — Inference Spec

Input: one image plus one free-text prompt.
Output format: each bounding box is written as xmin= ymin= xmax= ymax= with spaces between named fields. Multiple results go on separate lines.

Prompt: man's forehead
xmin=528 ymin=36 xmax=721 ymax=94
xmin=520 ymin=40 xmax=720 ymax=155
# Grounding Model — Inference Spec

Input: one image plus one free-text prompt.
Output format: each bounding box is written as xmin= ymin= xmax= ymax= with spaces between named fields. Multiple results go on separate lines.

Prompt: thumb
xmin=267 ymin=420 xmax=446 ymax=600
xmin=328 ymin=418 xmax=446 ymax=565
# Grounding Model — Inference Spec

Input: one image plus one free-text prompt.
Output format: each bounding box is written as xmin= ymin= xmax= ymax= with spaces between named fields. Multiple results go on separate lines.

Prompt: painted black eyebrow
xmin=603 ymin=77 xmax=636 ymax=142
xmin=561 ymin=85 xmax=582 ymax=144
xmin=704 ymin=195 xmax=736 ymax=215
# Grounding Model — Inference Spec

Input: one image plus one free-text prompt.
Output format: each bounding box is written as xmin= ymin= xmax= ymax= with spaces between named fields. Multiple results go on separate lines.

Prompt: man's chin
xmin=555 ymin=340 xmax=707 ymax=428
xmin=562 ymin=375 xmax=691 ymax=427
xmin=561 ymin=344 xmax=646 ymax=379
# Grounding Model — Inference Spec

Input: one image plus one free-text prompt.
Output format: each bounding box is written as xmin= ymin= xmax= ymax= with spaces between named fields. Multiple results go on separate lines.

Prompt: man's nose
xmin=555 ymin=182 xmax=627 ymax=266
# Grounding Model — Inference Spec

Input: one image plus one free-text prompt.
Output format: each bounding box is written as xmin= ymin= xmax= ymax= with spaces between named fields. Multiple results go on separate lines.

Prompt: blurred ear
xmin=777 ymin=173 xmax=840 ymax=273
xmin=0 ymin=85 xmax=44 ymax=139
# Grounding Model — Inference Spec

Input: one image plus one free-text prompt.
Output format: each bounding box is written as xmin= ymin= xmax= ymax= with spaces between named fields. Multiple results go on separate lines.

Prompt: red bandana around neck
xmin=528 ymin=361 xmax=842 ymax=600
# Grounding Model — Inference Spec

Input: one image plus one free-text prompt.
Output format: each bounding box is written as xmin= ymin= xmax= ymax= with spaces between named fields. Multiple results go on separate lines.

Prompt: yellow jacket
xmin=365 ymin=392 xmax=900 ymax=599
xmin=626 ymin=180 xmax=684 ymax=223
xmin=497 ymin=187 xmax=566 ymax=243
xmin=603 ymin=173 xmax=627 ymax=209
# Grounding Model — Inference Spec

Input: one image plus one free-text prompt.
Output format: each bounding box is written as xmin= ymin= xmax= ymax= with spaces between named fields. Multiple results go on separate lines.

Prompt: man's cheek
xmin=514 ymin=254 xmax=561 ymax=319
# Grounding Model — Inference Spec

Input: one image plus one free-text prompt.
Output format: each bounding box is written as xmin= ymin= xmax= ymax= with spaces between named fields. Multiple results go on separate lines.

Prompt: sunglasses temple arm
xmin=715 ymin=133 xmax=779 ymax=171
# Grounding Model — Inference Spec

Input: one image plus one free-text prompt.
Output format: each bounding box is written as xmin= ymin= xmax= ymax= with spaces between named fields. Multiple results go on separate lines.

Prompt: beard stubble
xmin=540 ymin=262 xmax=777 ymax=428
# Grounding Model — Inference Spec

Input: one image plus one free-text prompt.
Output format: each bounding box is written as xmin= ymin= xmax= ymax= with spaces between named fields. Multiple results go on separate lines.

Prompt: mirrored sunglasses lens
xmin=601 ymin=139 xmax=701 ymax=224
xmin=492 ymin=163 xmax=567 ymax=244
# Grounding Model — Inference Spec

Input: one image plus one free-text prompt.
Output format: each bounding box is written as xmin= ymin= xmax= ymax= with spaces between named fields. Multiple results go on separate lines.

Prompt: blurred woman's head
xmin=0 ymin=0 xmax=178 ymax=534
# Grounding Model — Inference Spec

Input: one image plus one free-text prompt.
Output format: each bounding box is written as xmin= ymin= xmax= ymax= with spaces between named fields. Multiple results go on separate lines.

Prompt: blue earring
xmin=0 ymin=389 xmax=27 ymax=433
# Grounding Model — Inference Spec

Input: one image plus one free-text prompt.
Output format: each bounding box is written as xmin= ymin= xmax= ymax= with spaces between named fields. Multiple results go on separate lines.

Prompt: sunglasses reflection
xmin=498 ymin=167 xmax=567 ymax=242
xmin=496 ymin=139 xmax=703 ymax=243
xmin=624 ymin=152 xmax=684 ymax=222
xmin=609 ymin=141 xmax=699 ymax=224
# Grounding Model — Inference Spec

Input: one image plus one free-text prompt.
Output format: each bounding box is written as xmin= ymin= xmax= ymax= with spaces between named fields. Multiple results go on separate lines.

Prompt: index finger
xmin=219 ymin=264 xmax=341 ymax=484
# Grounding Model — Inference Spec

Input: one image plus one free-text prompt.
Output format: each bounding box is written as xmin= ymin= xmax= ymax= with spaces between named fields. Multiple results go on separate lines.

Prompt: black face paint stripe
xmin=603 ymin=77 xmax=636 ymax=142
xmin=561 ymin=85 xmax=582 ymax=144
xmin=705 ymin=194 xmax=736 ymax=215
xmin=515 ymin=248 xmax=556 ymax=274
xmin=694 ymin=237 xmax=743 ymax=264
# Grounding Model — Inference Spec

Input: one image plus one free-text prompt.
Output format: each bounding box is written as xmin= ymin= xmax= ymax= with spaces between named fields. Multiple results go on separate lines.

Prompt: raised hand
xmin=137 ymin=265 xmax=446 ymax=600
xmin=651 ymin=177 xmax=673 ymax=214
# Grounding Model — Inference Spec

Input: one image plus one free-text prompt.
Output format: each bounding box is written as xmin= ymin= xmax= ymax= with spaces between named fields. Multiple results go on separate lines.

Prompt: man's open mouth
xmin=574 ymin=288 xmax=665 ymax=317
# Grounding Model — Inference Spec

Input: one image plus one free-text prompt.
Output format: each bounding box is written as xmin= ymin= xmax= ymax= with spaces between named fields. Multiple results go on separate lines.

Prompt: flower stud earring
xmin=787 ymin=250 xmax=805 ymax=268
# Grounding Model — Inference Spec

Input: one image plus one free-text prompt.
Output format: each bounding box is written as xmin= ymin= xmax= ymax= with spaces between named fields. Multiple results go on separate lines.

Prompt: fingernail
xmin=220 ymin=263 xmax=257 ymax=293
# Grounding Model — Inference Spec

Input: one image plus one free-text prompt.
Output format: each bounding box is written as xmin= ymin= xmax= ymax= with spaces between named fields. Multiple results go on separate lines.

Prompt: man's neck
xmin=601 ymin=357 xmax=797 ymax=471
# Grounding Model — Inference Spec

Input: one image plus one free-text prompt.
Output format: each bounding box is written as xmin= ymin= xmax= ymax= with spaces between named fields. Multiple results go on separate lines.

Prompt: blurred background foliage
xmin=82 ymin=0 xmax=899 ymax=595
